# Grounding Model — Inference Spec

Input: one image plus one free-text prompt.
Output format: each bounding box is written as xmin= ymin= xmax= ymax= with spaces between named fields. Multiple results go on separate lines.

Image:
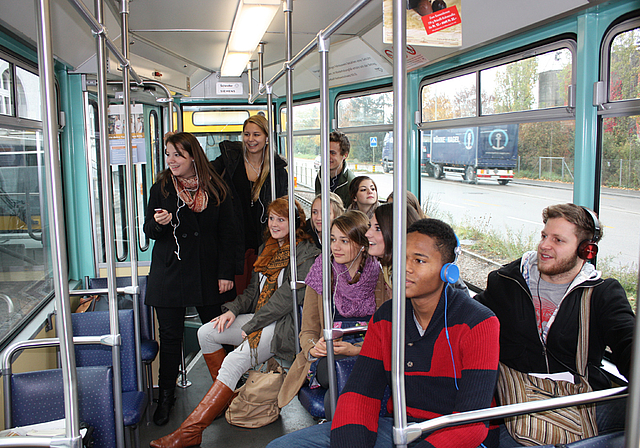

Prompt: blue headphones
xmin=442 ymin=233 xmax=461 ymax=391
xmin=440 ymin=235 xmax=461 ymax=284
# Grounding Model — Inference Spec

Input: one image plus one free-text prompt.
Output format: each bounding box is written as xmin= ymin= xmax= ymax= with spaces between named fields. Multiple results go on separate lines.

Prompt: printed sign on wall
xmin=108 ymin=104 xmax=147 ymax=165
xmin=383 ymin=0 xmax=462 ymax=47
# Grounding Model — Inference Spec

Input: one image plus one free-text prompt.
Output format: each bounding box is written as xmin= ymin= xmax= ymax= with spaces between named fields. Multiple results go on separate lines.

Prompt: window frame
xmin=279 ymin=97 xmax=321 ymax=137
xmin=598 ymin=17 xmax=640 ymax=118
xmin=0 ymin=51 xmax=42 ymax=130
xmin=0 ymin=47 xmax=53 ymax=351
xmin=335 ymin=86 xmax=394 ymax=135
xmin=418 ymin=38 xmax=577 ymax=131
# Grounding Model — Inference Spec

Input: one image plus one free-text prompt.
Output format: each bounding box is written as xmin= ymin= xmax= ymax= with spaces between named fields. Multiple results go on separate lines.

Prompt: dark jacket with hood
xmin=314 ymin=162 xmax=355 ymax=209
xmin=476 ymin=251 xmax=634 ymax=390
xmin=213 ymin=140 xmax=288 ymax=274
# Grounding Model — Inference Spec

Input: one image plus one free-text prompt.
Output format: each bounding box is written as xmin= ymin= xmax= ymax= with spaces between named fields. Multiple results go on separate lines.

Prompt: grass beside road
xmin=422 ymin=196 xmax=638 ymax=309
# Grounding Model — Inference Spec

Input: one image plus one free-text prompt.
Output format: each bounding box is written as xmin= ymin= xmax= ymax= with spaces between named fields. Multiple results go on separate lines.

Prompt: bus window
xmin=0 ymin=57 xmax=13 ymax=117
xmin=281 ymin=100 xmax=321 ymax=190
xmin=182 ymin=106 xmax=267 ymax=161
xmin=598 ymin=20 xmax=640 ymax=300
xmin=336 ymin=90 xmax=393 ymax=192
xmin=16 ymin=66 xmax=41 ymax=121
xmin=419 ymin=40 xmax=576 ymax=281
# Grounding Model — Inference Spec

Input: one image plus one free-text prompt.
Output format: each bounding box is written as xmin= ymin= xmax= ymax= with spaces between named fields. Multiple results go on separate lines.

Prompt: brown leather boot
xmin=202 ymin=349 xmax=226 ymax=382
xmin=149 ymin=380 xmax=234 ymax=448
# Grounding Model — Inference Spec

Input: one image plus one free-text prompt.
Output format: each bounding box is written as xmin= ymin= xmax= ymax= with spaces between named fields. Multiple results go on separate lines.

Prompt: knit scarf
xmin=305 ymin=254 xmax=380 ymax=318
xmin=246 ymin=237 xmax=291 ymax=360
xmin=171 ymin=174 xmax=208 ymax=212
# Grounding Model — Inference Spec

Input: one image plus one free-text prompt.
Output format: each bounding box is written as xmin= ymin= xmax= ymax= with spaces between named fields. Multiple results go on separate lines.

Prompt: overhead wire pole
xmin=120 ymin=0 xmax=143 ymax=393
xmin=318 ymin=28 xmax=339 ymax=418
xmin=94 ymin=0 xmax=125 ymax=445
xmin=34 ymin=0 xmax=82 ymax=446
xmin=391 ymin=0 xmax=409 ymax=445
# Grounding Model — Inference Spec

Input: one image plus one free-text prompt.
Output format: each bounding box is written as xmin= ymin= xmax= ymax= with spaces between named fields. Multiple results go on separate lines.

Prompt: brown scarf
xmin=246 ymin=237 xmax=292 ymax=362
xmin=171 ymin=174 xmax=208 ymax=212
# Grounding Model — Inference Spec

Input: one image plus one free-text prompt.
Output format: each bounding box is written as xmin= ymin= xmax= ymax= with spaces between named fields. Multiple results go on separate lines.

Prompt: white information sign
xmin=216 ymin=82 xmax=243 ymax=95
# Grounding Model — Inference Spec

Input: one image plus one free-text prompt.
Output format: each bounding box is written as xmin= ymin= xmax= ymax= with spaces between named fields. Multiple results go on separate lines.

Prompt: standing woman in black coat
xmin=144 ymin=132 xmax=237 ymax=426
xmin=213 ymin=114 xmax=288 ymax=294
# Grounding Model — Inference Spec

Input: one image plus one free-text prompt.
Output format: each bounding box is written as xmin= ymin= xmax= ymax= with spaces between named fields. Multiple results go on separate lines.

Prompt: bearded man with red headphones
xmin=477 ymin=203 xmax=635 ymax=445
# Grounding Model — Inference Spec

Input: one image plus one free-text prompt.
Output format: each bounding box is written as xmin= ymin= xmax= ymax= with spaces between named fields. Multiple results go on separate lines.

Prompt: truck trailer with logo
xmin=424 ymin=125 xmax=518 ymax=185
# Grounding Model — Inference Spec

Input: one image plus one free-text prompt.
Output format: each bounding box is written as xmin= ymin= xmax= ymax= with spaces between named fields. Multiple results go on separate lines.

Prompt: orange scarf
xmin=246 ymin=237 xmax=292 ymax=362
xmin=171 ymin=174 xmax=208 ymax=212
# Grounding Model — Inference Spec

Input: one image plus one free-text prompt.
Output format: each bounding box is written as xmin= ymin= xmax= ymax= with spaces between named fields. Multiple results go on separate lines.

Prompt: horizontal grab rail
xmin=0 ymin=293 xmax=15 ymax=314
xmin=402 ymin=386 xmax=627 ymax=444
xmin=66 ymin=0 xmax=142 ymax=84
xmin=69 ymin=286 xmax=139 ymax=296
xmin=2 ymin=336 xmax=120 ymax=371
xmin=0 ymin=435 xmax=72 ymax=448
xmin=324 ymin=325 xmax=368 ymax=341
xmin=262 ymin=0 xmax=373 ymax=92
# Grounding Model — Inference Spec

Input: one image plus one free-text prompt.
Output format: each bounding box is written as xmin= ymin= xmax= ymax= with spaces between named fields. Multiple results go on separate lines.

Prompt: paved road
xmin=293 ymin=158 xmax=639 ymax=270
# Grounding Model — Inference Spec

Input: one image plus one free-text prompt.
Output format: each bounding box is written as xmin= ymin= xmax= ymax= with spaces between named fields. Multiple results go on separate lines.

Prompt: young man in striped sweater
xmin=267 ymin=219 xmax=501 ymax=448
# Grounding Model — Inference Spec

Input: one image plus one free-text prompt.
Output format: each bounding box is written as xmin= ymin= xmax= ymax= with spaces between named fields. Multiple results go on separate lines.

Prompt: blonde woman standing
xmin=213 ymin=115 xmax=288 ymax=293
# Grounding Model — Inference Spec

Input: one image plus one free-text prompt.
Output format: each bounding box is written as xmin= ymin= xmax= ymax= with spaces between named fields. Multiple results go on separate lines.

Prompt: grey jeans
xmin=197 ymin=313 xmax=276 ymax=389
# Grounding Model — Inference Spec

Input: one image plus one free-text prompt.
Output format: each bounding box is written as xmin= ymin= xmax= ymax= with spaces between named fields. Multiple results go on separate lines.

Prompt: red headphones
xmin=577 ymin=207 xmax=601 ymax=261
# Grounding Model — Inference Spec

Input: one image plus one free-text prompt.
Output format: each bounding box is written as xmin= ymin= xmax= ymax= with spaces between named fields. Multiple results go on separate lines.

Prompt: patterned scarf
xmin=304 ymin=254 xmax=380 ymax=318
xmin=246 ymin=237 xmax=292 ymax=361
xmin=171 ymin=174 xmax=208 ymax=212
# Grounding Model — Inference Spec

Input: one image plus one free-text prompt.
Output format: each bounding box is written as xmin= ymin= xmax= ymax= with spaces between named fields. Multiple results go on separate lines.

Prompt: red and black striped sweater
xmin=330 ymin=286 xmax=500 ymax=448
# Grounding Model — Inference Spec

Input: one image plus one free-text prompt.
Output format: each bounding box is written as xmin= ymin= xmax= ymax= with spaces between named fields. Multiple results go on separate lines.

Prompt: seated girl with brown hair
xmin=278 ymin=210 xmax=386 ymax=415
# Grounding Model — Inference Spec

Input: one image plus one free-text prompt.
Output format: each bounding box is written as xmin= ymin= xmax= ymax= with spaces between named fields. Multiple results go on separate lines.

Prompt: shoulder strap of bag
xmin=576 ymin=287 xmax=593 ymax=378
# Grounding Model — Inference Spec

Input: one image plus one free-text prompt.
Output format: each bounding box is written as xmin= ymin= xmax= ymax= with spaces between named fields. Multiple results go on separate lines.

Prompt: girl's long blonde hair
xmin=243 ymin=115 xmax=272 ymax=202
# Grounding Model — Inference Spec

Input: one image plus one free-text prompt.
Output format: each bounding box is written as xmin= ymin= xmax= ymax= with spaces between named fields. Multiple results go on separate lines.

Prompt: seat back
xmin=298 ymin=356 xmax=382 ymax=419
xmin=564 ymin=432 xmax=625 ymax=447
xmin=10 ymin=366 xmax=116 ymax=448
xmin=88 ymin=276 xmax=152 ymax=341
xmin=71 ymin=309 xmax=138 ymax=393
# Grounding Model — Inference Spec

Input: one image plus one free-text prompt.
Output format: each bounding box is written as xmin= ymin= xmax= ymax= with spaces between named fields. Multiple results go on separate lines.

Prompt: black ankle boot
xmin=153 ymin=387 xmax=176 ymax=426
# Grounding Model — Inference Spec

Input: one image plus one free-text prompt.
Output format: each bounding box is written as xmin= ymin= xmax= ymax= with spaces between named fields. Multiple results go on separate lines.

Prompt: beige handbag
xmin=496 ymin=288 xmax=598 ymax=446
xmin=225 ymin=358 xmax=286 ymax=428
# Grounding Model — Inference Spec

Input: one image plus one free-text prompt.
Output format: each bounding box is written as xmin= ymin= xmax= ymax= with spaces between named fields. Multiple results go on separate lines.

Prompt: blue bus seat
xmin=297 ymin=356 xmax=363 ymax=419
xmin=88 ymin=276 xmax=158 ymax=409
xmin=71 ymin=309 xmax=147 ymax=429
xmin=562 ymin=432 xmax=625 ymax=447
xmin=10 ymin=366 xmax=116 ymax=448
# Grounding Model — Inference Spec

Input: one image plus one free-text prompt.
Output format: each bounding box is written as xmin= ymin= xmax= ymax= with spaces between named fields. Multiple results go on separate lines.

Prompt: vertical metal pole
xmin=95 ymin=0 xmax=125 ymax=445
xmin=318 ymin=30 xmax=338 ymax=419
xmin=248 ymin=60 xmax=254 ymax=102
xmin=167 ymin=99 xmax=174 ymax=134
xmin=34 ymin=0 xmax=81 ymax=444
xmin=258 ymin=42 xmax=265 ymax=89
xmin=391 ymin=0 xmax=408 ymax=445
xmin=624 ymin=244 xmax=640 ymax=448
xmin=120 ymin=0 xmax=143 ymax=393
xmin=283 ymin=0 xmax=299 ymax=355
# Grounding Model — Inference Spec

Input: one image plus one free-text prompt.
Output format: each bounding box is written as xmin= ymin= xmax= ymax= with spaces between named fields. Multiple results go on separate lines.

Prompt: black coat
xmin=212 ymin=140 xmax=288 ymax=274
xmin=476 ymin=258 xmax=635 ymax=390
xmin=143 ymin=174 xmax=238 ymax=308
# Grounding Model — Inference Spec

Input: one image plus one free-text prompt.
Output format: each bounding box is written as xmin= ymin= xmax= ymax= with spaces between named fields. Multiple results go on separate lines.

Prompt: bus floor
xmin=140 ymin=353 xmax=317 ymax=448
